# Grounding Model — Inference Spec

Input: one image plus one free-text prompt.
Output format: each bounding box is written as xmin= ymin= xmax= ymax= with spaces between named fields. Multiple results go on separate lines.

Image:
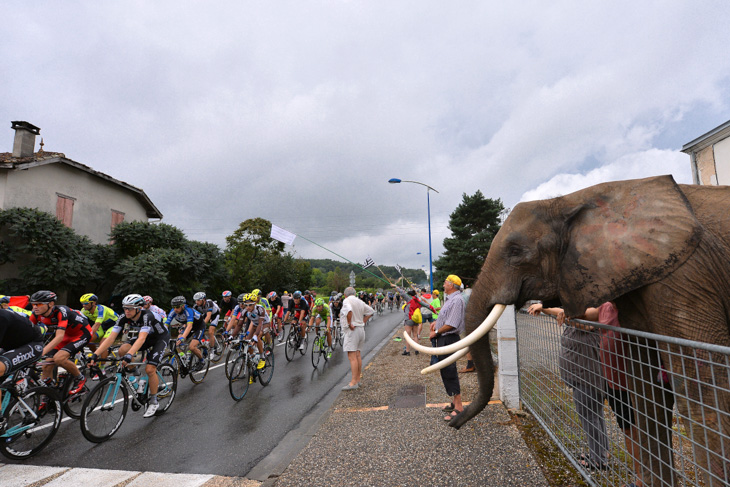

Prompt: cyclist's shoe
xmin=193 ymin=360 xmax=205 ymax=372
xmin=69 ymin=376 xmax=87 ymax=395
xmin=257 ymin=359 xmax=266 ymax=370
xmin=143 ymin=402 xmax=159 ymax=418
xmin=326 ymin=351 xmax=332 ymax=359
xmin=249 ymin=375 xmax=255 ymax=384
xmin=298 ymin=341 xmax=305 ymax=351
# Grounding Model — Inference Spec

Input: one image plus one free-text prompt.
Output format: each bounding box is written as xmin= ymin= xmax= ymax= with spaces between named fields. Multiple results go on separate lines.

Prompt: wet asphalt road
xmin=6 ymin=309 xmax=404 ymax=477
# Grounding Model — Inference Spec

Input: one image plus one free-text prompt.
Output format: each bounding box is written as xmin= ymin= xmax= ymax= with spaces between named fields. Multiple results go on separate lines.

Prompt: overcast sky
xmin=2 ymin=1 xmax=729 ymax=275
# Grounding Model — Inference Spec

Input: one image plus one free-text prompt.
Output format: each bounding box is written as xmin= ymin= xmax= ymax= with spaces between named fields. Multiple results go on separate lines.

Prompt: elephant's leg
xmin=625 ymin=337 xmax=676 ymax=487
xmin=670 ymin=345 xmax=730 ymax=486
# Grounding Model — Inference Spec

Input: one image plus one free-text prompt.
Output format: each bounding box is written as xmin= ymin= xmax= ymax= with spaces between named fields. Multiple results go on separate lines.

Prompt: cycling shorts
xmin=139 ymin=332 xmax=170 ymax=367
xmin=188 ymin=329 xmax=206 ymax=342
xmin=51 ymin=329 xmax=90 ymax=356
xmin=93 ymin=322 xmax=117 ymax=341
xmin=0 ymin=341 xmax=44 ymax=378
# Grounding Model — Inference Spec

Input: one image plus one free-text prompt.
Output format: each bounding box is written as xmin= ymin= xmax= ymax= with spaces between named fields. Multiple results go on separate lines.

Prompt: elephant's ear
xmin=558 ymin=175 xmax=702 ymax=316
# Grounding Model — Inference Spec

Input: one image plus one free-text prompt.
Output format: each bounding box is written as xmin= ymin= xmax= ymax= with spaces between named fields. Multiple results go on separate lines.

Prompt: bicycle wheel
xmin=0 ymin=386 xmax=62 ymax=459
xmin=189 ymin=346 xmax=210 ymax=384
xmin=276 ymin=322 xmax=286 ymax=343
xmin=259 ymin=347 xmax=274 ymax=386
xmin=299 ymin=333 xmax=309 ymax=356
xmin=228 ymin=355 xmax=250 ymax=401
xmin=210 ymin=333 xmax=225 ymax=363
xmin=285 ymin=329 xmax=297 ymax=362
xmin=224 ymin=346 xmax=238 ymax=380
xmin=80 ymin=377 xmax=129 ymax=443
xmin=337 ymin=323 xmax=344 ymax=346
xmin=311 ymin=335 xmax=323 ymax=368
xmin=154 ymin=364 xmax=177 ymax=415
xmin=62 ymin=377 xmax=90 ymax=420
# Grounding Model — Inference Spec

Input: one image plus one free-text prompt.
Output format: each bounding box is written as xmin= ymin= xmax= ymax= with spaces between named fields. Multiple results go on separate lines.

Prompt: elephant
xmin=405 ymin=175 xmax=730 ymax=487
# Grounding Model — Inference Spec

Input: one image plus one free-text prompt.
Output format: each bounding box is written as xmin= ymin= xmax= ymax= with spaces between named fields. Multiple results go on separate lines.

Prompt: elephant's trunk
xmin=449 ymin=304 xmax=498 ymax=429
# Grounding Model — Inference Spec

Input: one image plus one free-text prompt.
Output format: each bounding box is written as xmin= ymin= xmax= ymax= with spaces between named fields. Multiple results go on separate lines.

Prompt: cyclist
xmin=223 ymin=293 xmax=247 ymax=337
xmin=29 ymin=290 xmax=91 ymax=395
xmin=219 ymin=290 xmax=237 ymax=326
xmin=375 ymin=291 xmax=385 ymax=312
xmin=308 ymin=298 xmax=333 ymax=358
xmin=283 ymin=291 xmax=310 ymax=351
xmin=251 ymin=289 xmax=271 ymax=321
xmin=79 ymin=293 xmax=118 ymax=351
xmin=267 ymin=291 xmax=284 ymax=337
xmin=240 ymin=295 xmax=270 ymax=373
xmin=303 ymin=290 xmax=314 ymax=309
xmin=193 ymin=292 xmax=220 ymax=354
xmin=0 ymin=309 xmax=45 ymax=396
xmin=386 ymin=291 xmax=395 ymax=310
xmin=90 ymin=294 xmax=170 ymax=418
xmin=166 ymin=296 xmax=206 ymax=370
xmin=142 ymin=296 xmax=167 ymax=323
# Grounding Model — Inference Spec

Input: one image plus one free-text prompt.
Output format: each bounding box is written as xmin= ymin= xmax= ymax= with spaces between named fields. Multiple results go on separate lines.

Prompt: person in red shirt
xmin=29 ymin=290 xmax=91 ymax=395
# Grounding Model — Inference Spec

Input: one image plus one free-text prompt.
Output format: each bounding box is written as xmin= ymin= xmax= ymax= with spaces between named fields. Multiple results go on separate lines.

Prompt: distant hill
xmin=304 ymin=258 xmax=428 ymax=286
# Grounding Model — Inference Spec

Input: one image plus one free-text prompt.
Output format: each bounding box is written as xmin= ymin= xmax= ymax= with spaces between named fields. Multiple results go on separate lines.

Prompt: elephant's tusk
xmin=420 ymin=346 xmax=470 ymax=374
xmin=402 ymin=304 xmax=506 ymax=355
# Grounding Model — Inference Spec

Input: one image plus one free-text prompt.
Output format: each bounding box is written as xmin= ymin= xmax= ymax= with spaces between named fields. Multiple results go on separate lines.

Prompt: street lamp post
xmin=388 ymin=178 xmax=439 ymax=292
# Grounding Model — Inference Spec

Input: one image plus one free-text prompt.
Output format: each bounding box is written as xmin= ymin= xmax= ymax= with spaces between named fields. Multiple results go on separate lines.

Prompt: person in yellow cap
xmin=429 ymin=274 xmax=467 ymax=421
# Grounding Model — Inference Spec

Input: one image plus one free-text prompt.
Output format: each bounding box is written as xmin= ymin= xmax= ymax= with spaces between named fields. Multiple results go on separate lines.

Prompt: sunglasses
xmin=123 ymin=306 xmax=139 ymax=311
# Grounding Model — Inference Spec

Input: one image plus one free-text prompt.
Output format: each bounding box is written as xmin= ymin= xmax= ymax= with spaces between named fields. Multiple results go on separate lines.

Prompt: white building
xmin=681 ymin=119 xmax=730 ymax=186
xmin=0 ymin=121 xmax=162 ymax=244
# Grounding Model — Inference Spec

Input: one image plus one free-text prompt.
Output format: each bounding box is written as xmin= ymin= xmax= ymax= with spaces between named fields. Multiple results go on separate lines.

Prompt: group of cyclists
xmin=0 ymin=285 xmax=408 ymax=456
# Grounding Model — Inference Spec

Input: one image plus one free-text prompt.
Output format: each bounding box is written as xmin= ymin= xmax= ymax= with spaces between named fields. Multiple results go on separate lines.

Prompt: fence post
xmin=497 ymin=305 xmax=520 ymax=409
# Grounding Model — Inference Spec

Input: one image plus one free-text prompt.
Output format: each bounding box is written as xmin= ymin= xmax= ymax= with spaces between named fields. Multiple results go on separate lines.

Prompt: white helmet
xmin=122 ymin=294 xmax=145 ymax=308
xmin=193 ymin=292 xmax=206 ymax=301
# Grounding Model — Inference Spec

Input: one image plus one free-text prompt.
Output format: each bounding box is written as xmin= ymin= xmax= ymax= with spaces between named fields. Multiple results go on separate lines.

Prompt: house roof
xmin=0 ymin=150 xmax=163 ymax=219
xmin=681 ymin=119 xmax=730 ymax=154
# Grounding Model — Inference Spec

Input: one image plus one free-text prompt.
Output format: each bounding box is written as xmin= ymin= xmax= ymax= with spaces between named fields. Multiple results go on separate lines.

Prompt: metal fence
xmin=515 ymin=309 xmax=730 ymax=487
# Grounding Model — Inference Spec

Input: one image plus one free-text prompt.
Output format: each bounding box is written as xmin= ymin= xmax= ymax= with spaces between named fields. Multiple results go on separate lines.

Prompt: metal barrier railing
xmin=515 ymin=308 xmax=730 ymax=487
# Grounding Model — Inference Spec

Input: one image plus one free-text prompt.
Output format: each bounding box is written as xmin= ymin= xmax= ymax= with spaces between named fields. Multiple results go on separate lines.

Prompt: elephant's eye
xmin=508 ymin=245 xmax=522 ymax=258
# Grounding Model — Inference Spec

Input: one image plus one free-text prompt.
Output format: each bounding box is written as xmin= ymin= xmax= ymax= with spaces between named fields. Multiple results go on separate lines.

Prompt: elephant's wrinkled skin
xmin=454 ymin=175 xmax=730 ymax=487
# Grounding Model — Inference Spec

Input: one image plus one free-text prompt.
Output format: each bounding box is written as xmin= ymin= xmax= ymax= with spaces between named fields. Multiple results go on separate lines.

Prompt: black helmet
xmin=292 ymin=291 xmax=302 ymax=299
xmin=170 ymin=296 xmax=186 ymax=307
xmin=30 ymin=290 xmax=57 ymax=303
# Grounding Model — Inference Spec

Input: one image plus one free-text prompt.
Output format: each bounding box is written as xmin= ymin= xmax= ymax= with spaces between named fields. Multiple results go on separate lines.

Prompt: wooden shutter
xmin=56 ymin=194 xmax=75 ymax=227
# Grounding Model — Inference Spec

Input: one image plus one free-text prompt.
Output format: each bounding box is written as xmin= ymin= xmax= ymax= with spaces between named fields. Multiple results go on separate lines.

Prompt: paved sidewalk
xmin=269 ymin=327 xmax=549 ymax=487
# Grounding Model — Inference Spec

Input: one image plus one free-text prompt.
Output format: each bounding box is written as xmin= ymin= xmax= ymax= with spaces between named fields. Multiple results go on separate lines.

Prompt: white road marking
xmin=0 ymin=464 xmax=66 ymax=487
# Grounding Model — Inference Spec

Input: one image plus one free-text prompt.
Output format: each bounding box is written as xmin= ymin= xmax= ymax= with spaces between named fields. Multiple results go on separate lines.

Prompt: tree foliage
xmin=0 ymin=207 xmax=100 ymax=294
xmin=433 ymin=190 xmax=505 ymax=286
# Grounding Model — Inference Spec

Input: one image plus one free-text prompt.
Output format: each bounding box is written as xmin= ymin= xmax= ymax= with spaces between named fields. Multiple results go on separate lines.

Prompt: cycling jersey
xmin=311 ymin=304 xmax=332 ymax=320
xmin=30 ymin=305 xmax=91 ymax=340
xmin=0 ymin=309 xmax=44 ymax=377
xmin=112 ymin=309 xmax=169 ymax=341
xmin=81 ymin=304 xmax=118 ymax=330
xmin=244 ymin=304 xmax=270 ymax=324
xmin=330 ymin=302 xmax=343 ymax=319
xmin=286 ymin=299 xmax=310 ymax=321
xmin=219 ymin=297 xmax=237 ymax=317
xmin=7 ymin=305 xmax=32 ymax=318
xmin=148 ymin=304 xmax=167 ymax=323
xmin=194 ymin=299 xmax=220 ymax=324
xmin=166 ymin=306 xmax=205 ymax=332
xmin=257 ymin=297 xmax=272 ymax=319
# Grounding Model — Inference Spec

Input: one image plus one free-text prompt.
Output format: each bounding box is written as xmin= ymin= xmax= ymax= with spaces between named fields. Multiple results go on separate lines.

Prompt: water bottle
xmin=128 ymin=375 xmax=138 ymax=387
xmin=178 ymin=350 xmax=185 ymax=360
xmin=138 ymin=378 xmax=147 ymax=393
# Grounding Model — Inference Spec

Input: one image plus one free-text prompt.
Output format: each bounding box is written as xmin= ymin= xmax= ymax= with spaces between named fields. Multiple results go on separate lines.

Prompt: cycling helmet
xmin=304 ymin=290 xmax=310 ymax=295
xmin=143 ymin=295 xmax=154 ymax=304
xmin=314 ymin=298 xmax=324 ymax=307
xmin=122 ymin=294 xmax=145 ymax=308
xmin=292 ymin=291 xmax=302 ymax=299
xmin=222 ymin=290 xmax=232 ymax=297
xmin=331 ymin=291 xmax=337 ymax=296
xmin=193 ymin=291 xmax=206 ymax=301
xmin=0 ymin=296 xmax=10 ymax=304
xmin=267 ymin=291 xmax=277 ymax=300
xmin=80 ymin=293 xmax=98 ymax=304
xmin=171 ymin=295 xmax=186 ymax=307
xmin=30 ymin=290 xmax=57 ymax=303
xmin=237 ymin=293 xmax=246 ymax=304
xmin=243 ymin=295 xmax=256 ymax=305
xmin=251 ymin=289 xmax=261 ymax=297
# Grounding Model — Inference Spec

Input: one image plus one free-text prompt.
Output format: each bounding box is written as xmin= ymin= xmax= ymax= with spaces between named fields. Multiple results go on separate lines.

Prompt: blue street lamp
xmin=388 ymin=178 xmax=439 ymax=292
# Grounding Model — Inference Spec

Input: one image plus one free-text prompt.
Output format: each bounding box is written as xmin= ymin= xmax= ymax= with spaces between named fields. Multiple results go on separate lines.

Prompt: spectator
xmin=430 ymin=275 xmax=466 ymax=422
xmin=402 ymin=290 xmax=421 ymax=356
xmin=419 ymin=288 xmax=434 ymax=340
xmin=528 ymin=302 xmax=609 ymax=470
xmin=340 ymin=287 xmax=374 ymax=390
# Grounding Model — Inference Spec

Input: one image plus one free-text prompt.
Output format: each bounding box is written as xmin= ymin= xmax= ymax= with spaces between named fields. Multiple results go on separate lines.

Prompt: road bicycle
xmin=32 ymin=354 xmax=90 ymax=420
xmin=0 ymin=365 xmax=63 ymax=459
xmin=330 ymin=319 xmax=341 ymax=352
xmin=228 ymin=338 xmax=274 ymax=401
xmin=388 ymin=300 xmax=394 ymax=312
xmin=162 ymin=337 xmax=210 ymax=384
xmin=208 ymin=329 xmax=226 ymax=364
xmin=79 ymin=358 xmax=177 ymax=443
xmin=376 ymin=301 xmax=384 ymax=316
xmin=284 ymin=319 xmax=309 ymax=362
xmin=311 ymin=324 xmax=331 ymax=368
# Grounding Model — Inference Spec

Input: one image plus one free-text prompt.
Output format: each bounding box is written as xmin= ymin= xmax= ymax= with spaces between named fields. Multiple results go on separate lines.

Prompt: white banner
xmin=363 ymin=256 xmax=375 ymax=268
xmin=270 ymin=224 xmax=296 ymax=245
xmin=394 ymin=263 xmax=402 ymax=274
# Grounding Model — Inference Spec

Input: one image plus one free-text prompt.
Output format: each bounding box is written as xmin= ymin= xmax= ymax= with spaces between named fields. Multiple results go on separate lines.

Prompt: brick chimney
xmin=11 ymin=121 xmax=41 ymax=158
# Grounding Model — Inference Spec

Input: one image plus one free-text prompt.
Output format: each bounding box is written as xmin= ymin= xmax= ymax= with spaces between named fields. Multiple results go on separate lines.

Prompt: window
xmin=111 ymin=210 xmax=125 ymax=230
xmin=56 ymin=194 xmax=75 ymax=228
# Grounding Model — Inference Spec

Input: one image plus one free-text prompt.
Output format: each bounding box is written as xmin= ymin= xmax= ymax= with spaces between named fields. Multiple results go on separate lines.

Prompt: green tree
xmin=433 ymin=190 xmax=505 ymax=287
xmin=325 ymin=266 xmax=349 ymax=292
xmin=0 ymin=207 xmax=100 ymax=294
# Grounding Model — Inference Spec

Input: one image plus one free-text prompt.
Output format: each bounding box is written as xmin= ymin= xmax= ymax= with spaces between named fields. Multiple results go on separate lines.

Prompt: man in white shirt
xmin=340 ymin=287 xmax=374 ymax=390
